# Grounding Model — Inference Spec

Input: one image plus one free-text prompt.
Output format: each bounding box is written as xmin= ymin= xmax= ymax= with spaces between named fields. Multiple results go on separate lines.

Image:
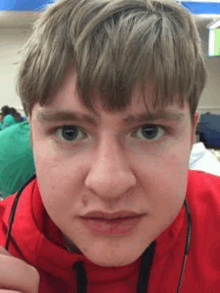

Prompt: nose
xmin=84 ymin=137 xmax=136 ymax=201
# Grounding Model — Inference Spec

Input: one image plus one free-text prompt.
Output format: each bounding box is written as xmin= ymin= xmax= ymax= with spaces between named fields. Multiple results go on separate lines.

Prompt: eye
xmin=56 ymin=125 xmax=85 ymax=142
xmin=133 ymin=124 xmax=164 ymax=141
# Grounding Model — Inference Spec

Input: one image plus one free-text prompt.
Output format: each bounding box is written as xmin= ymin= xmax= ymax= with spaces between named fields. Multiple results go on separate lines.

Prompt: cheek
xmin=34 ymin=146 xmax=91 ymax=212
xmin=37 ymin=165 xmax=78 ymax=224
xmin=31 ymin=128 xmax=92 ymax=214
xmin=132 ymin=143 xmax=189 ymax=210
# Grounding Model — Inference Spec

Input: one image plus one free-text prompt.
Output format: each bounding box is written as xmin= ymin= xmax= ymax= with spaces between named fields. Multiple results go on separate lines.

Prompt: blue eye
xmin=142 ymin=125 xmax=159 ymax=139
xmin=56 ymin=126 xmax=85 ymax=142
xmin=134 ymin=125 xmax=164 ymax=140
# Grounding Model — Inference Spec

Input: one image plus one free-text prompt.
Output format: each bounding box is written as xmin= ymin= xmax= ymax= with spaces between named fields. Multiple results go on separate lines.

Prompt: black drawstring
xmin=73 ymin=262 xmax=87 ymax=293
xmin=176 ymin=200 xmax=191 ymax=292
xmin=137 ymin=241 xmax=156 ymax=293
xmin=72 ymin=242 xmax=156 ymax=293
xmin=4 ymin=174 xmax=36 ymax=251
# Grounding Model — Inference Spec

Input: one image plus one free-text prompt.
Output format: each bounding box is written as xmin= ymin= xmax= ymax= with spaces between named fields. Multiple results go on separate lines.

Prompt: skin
xmin=30 ymin=70 xmax=198 ymax=267
xmin=0 ymin=247 xmax=39 ymax=292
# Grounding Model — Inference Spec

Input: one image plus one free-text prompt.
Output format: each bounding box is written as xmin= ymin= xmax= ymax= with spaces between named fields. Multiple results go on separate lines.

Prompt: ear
xmin=190 ymin=111 xmax=199 ymax=147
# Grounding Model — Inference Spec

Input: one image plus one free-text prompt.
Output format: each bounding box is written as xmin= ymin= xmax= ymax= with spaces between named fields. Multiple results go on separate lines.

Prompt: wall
xmin=198 ymin=56 xmax=220 ymax=116
xmin=198 ymin=28 xmax=220 ymax=116
xmin=0 ymin=27 xmax=31 ymax=115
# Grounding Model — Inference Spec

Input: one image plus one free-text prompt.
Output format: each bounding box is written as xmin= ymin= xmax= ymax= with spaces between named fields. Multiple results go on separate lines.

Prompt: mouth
xmin=80 ymin=211 xmax=144 ymax=235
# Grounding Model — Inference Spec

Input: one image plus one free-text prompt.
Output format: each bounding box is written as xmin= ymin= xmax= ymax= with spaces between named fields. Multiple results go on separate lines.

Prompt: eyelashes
xmin=56 ymin=125 xmax=86 ymax=142
xmin=51 ymin=124 xmax=171 ymax=145
xmin=131 ymin=125 xmax=165 ymax=141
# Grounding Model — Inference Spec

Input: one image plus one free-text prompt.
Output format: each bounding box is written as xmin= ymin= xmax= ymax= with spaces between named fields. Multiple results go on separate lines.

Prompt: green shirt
xmin=0 ymin=121 xmax=35 ymax=198
xmin=2 ymin=114 xmax=17 ymax=129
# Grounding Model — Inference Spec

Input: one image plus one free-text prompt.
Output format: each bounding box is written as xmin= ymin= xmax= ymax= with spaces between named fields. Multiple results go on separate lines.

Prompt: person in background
xmin=1 ymin=105 xmax=10 ymax=118
xmin=0 ymin=120 xmax=35 ymax=198
xmin=10 ymin=107 xmax=26 ymax=123
xmin=1 ymin=106 xmax=26 ymax=129
xmin=1 ymin=105 xmax=16 ymax=129
xmin=2 ymin=114 xmax=16 ymax=129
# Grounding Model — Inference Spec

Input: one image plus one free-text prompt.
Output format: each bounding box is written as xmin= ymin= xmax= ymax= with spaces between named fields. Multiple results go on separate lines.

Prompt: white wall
xmin=197 ymin=28 xmax=220 ymax=116
xmin=198 ymin=56 xmax=220 ymax=114
xmin=0 ymin=28 xmax=31 ymax=115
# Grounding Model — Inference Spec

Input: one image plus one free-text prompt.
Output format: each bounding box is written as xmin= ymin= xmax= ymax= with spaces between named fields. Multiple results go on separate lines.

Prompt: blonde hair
xmin=16 ymin=0 xmax=207 ymax=118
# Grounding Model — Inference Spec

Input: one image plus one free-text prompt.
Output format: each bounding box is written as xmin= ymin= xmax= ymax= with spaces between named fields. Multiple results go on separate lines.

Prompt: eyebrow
xmin=37 ymin=109 xmax=184 ymax=126
xmin=123 ymin=110 xmax=184 ymax=124
xmin=37 ymin=110 xmax=98 ymax=126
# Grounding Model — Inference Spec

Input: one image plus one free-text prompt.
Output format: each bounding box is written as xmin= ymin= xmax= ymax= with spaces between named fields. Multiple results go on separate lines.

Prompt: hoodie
xmin=0 ymin=170 xmax=220 ymax=292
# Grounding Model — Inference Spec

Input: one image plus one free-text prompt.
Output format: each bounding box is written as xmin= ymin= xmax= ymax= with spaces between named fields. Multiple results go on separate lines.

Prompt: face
xmin=30 ymin=70 xmax=198 ymax=267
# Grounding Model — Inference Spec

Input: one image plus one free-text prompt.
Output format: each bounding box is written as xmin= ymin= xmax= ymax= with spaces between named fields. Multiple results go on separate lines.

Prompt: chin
xmin=84 ymin=249 xmax=141 ymax=267
xmin=89 ymin=257 xmax=137 ymax=267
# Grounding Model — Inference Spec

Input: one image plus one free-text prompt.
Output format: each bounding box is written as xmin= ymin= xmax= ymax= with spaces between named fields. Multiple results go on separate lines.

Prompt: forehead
xmin=33 ymin=69 xmax=188 ymax=121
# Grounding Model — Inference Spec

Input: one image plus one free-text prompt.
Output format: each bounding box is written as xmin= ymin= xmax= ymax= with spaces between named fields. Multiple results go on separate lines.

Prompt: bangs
xmin=73 ymin=5 xmax=203 ymax=114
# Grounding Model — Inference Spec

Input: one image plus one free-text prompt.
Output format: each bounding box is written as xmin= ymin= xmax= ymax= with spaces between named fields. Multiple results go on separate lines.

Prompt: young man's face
xmin=30 ymin=70 xmax=197 ymax=267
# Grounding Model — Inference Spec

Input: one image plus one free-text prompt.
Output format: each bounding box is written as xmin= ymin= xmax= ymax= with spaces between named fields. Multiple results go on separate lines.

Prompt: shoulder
xmin=0 ymin=121 xmax=29 ymax=140
xmin=185 ymin=171 xmax=220 ymax=284
xmin=0 ymin=196 xmax=16 ymax=218
xmin=187 ymin=170 xmax=220 ymax=203
xmin=3 ymin=114 xmax=15 ymax=123
xmin=2 ymin=115 xmax=16 ymax=129
xmin=186 ymin=170 xmax=220 ymax=235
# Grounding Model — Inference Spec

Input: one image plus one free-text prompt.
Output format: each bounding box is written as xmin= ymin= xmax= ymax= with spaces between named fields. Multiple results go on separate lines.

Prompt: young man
xmin=0 ymin=0 xmax=219 ymax=292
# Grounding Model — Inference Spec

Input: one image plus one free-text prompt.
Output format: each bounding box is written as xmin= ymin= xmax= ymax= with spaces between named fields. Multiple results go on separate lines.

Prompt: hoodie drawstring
xmin=72 ymin=241 xmax=156 ymax=293
xmin=73 ymin=262 xmax=87 ymax=293
xmin=137 ymin=241 xmax=156 ymax=292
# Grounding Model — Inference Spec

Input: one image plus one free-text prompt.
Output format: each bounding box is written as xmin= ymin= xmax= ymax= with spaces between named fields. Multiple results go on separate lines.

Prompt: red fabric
xmin=0 ymin=170 xmax=220 ymax=292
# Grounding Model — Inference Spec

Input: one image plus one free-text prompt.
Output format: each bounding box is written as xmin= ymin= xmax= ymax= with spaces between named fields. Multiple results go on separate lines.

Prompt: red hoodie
xmin=0 ymin=170 xmax=220 ymax=292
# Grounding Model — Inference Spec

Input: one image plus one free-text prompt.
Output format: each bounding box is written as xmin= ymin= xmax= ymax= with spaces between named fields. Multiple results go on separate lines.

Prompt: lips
xmin=80 ymin=211 xmax=144 ymax=235
xmin=81 ymin=210 xmax=142 ymax=220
